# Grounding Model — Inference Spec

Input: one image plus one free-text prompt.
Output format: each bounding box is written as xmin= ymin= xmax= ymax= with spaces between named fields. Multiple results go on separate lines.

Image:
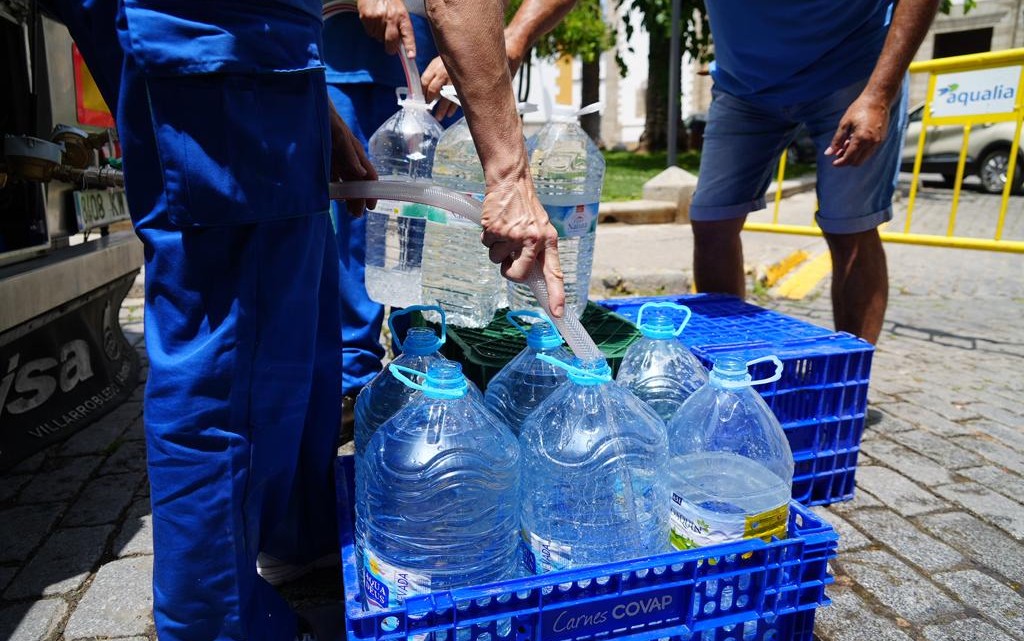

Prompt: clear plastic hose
xmin=330 ymin=180 xmax=603 ymax=360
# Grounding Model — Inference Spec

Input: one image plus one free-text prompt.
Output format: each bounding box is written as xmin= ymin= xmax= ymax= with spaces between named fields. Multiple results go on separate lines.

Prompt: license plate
xmin=73 ymin=189 xmax=130 ymax=231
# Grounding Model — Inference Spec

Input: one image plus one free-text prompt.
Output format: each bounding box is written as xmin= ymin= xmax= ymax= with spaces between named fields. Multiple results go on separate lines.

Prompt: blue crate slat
xmin=597 ymin=295 xmax=874 ymax=506
xmin=335 ymin=456 xmax=838 ymax=641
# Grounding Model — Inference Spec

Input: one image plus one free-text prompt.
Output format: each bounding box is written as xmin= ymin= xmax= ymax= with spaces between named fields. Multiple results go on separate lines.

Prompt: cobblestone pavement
xmin=0 ymin=184 xmax=1021 ymax=641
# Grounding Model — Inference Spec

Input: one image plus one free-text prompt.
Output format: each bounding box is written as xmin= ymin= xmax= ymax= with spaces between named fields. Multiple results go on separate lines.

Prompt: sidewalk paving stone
xmin=814 ymin=588 xmax=915 ymax=641
xmin=55 ymin=413 xmax=132 ymax=457
xmin=0 ymin=568 xmax=16 ymax=592
xmin=61 ymin=472 xmax=142 ymax=527
xmin=845 ymin=509 xmax=963 ymax=573
xmin=950 ymin=434 xmax=1024 ymax=471
xmin=812 ymin=507 xmax=871 ymax=553
xmin=0 ymin=505 xmax=64 ymax=564
xmin=100 ymin=438 xmax=148 ymax=475
xmin=64 ymin=556 xmax=152 ymax=640
xmin=0 ymin=475 xmax=31 ymax=504
xmin=932 ymin=482 xmax=1024 ymax=540
xmin=18 ymin=456 xmax=102 ymax=504
xmin=888 ymin=429 xmax=984 ymax=469
xmin=917 ymin=512 xmax=1024 ymax=583
xmin=837 ymin=549 xmax=963 ymax=625
xmin=900 ymin=390 xmax=982 ymax=423
xmin=852 ymin=466 xmax=947 ymax=517
xmin=859 ymin=438 xmax=956 ymax=487
xmin=829 ymin=487 xmax=883 ymax=515
xmin=969 ymin=419 xmax=1024 ymax=453
xmin=4 ymin=525 xmax=113 ymax=599
xmin=864 ymin=410 xmax=915 ymax=435
xmin=969 ymin=402 xmax=1023 ymax=430
xmin=114 ymin=499 xmax=153 ymax=558
xmin=8 ymin=453 xmax=46 ymax=475
xmin=957 ymin=465 xmax=1024 ymax=503
xmin=922 ymin=618 xmax=1023 ymax=641
xmin=933 ymin=570 xmax=1024 ymax=638
xmin=0 ymin=598 xmax=68 ymax=641
xmin=883 ymin=402 xmax=975 ymax=437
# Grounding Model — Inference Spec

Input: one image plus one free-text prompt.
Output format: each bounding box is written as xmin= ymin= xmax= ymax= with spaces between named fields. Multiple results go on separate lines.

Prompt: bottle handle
xmin=387 ymin=364 xmax=466 ymax=399
xmin=536 ymin=353 xmax=612 ymax=383
xmin=746 ymin=355 xmax=783 ymax=386
xmin=506 ymin=309 xmax=557 ymax=339
xmin=636 ymin=301 xmax=692 ymax=337
xmin=388 ymin=305 xmax=446 ymax=352
xmin=576 ymin=102 xmax=603 ymax=117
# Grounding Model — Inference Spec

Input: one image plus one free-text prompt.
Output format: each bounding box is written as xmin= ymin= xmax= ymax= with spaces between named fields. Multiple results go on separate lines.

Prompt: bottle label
xmin=521 ymin=529 xmax=572 ymax=574
xmin=668 ymin=494 xmax=788 ymax=550
xmin=362 ymin=547 xmax=432 ymax=611
xmin=543 ymin=202 xmax=599 ymax=238
xmin=374 ymin=199 xmax=448 ymax=223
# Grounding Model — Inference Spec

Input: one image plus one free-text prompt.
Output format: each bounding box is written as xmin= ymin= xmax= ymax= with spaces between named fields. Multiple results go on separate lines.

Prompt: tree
xmin=617 ymin=0 xmax=709 ymax=152
xmin=506 ymin=0 xmax=613 ymax=144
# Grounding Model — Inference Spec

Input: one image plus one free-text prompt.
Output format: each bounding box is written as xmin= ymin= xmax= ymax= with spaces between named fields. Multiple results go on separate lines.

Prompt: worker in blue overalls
xmin=43 ymin=1 xmax=565 ymax=640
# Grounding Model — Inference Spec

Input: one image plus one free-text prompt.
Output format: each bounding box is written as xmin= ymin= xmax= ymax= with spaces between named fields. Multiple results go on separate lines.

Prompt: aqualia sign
xmin=931 ymin=65 xmax=1021 ymax=118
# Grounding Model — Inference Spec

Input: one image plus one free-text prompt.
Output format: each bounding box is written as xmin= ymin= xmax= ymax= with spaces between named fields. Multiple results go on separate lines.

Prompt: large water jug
xmin=483 ymin=311 xmax=572 ymax=436
xmin=365 ymin=89 xmax=445 ymax=308
xmin=422 ymin=113 xmax=503 ymax=327
xmin=616 ymin=302 xmax=709 ymax=422
xmin=519 ymin=357 xmax=669 ymax=574
xmin=666 ymin=355 xmax=793 ymax=550
xmin=507 ymin=103 xmax=604 ymax=318
xmin=358 ymin=360 xmax=521 ymax=610
xmin=353 ymin=305 xmax=448 ymax=458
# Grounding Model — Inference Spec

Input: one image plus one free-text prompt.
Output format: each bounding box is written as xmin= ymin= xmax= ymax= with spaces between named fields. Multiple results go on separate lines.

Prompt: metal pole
xmin=667 ymin=0 xmax=681 ymax=167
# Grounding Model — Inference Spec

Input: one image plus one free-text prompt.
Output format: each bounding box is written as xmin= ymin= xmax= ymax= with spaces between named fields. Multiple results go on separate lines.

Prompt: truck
xmin=1 ymin=0 xmax=143 ymax=470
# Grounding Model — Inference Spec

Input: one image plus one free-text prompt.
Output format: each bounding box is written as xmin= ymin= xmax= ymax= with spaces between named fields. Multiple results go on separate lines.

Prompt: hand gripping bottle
xmin=666 ymin=355 xmax=793 ymax=550
xmin=421 ymin=106 xmax=503 ymax=327
xmin=364 ymin=89 xmax=445 ymax=308
xmin=354 ymin=305 xmax=450 ymax=458
xmin=507 ymin=103 xmax=604 ymax=318
xmin=358 ymin=361 xmax=521 ymax=610
xmin=519 ymin=357 xmax=669 ymax=574
xmin=616 ymin=302 xmax=709 ymax=422
xmin=483 ymin=311 xmax=572 ymax=436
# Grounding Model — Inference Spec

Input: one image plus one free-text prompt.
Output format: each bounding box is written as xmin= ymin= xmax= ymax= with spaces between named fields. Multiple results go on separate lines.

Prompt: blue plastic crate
xmin=336 ymin=456 xmax=838 ymax=641
xmin=598 ymin=295 xmax=874 ymax=506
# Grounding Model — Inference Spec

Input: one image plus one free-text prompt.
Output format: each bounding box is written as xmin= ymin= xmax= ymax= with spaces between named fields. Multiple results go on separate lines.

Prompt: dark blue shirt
xmin=706 ymin=0 xmax=893 ymax=106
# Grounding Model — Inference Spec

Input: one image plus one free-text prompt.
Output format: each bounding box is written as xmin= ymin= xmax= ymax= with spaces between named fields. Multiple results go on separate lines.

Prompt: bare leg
xmin=824 ymin=228 xmax=888 ymax=344
xmin=692 ymin=217 xmax=748 ymax=297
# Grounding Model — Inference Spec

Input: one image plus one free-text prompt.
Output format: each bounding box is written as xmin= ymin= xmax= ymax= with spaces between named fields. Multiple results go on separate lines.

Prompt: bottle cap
xmin=507 ymin=310 xmax=564 ymax=351
xmin=710 ymin=355 xmax=783 ymax=390
xmin=636 ymin=302 xmax=692 ymax=340
xmin=537 ymin=354 xmax=611 ymax=386
xmin=389 ymin=361 xmax=468 ymax=399
xmin=389 ymin=305 xmax=446 ymax=355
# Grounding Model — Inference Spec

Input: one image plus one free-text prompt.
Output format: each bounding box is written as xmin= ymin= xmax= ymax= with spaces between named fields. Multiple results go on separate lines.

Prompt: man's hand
xmin=329 ymin=101 xmax=378 ymax=216
xmin=357 ymin=0 xmax=416 ymax=56
xmin=420 ymin=57 xmax=460 ymax=120
xmin=825 ymin=93 xmax=891 ymax=167
xmin=480 ymin=164 xmax=566 ymax=318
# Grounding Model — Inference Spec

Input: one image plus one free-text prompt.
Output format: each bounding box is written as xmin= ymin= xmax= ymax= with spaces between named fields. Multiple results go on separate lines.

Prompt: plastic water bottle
xmin=616 ymin=302 xmax=709 ymax=422
xmin=507 ymin=103 xmax=605 ymax=318
xmin=421 ymin=114 xmax=503 ymax=327
xmin=519 ymin=357 xmax=669 ymax=573
xmin=358 ymin=361 xmax=521 ymax=610
xmin=364 ymin=90 xmax=445 ymax=308
xmin=353 ymin=305 xmax=449 ymax=458
xmin=483 ymin=311 xmax=572 ymax=436
xmin=666 ymin=355 xmax=793 ymax=550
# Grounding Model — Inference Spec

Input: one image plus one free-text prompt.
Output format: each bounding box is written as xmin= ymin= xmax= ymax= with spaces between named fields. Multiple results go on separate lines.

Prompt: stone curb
xmin=599 ymin=175 xmax=817 ymax=225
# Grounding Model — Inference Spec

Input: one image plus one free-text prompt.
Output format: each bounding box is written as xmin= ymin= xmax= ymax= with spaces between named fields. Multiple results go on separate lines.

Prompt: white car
xmin=901 ymin=103 xmax=1023 ymax=193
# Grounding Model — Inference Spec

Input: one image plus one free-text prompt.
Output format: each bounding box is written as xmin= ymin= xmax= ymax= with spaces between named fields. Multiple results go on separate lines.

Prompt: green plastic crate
xmin=435 ymin=303 xmax=641 ymax=389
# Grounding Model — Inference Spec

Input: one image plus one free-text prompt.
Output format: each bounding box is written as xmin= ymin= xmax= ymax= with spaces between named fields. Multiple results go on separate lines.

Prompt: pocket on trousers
xmin=145 ymin=71 xmax=330 ymax=227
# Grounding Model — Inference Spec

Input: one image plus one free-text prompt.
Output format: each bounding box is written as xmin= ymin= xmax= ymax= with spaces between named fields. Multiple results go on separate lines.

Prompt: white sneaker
xmin=256 ymin=552 xmax=339 ymax=587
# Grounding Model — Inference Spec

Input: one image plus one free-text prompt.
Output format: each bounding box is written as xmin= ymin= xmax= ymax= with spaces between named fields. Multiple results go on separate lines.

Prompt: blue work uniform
xmin=45 ymin=2 xmax=341 ymax=640
xmin=323 ymin=9 xmax=458 ymax=394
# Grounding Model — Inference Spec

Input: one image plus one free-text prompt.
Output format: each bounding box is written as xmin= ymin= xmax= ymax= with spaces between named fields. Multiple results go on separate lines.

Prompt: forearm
xmin=427 ymin=0 xmax=525 ymax=186
xmin=863 ymin=0 xmax=939 ymax=104
xmin=504 ymin=0 xmax=578 ymax=74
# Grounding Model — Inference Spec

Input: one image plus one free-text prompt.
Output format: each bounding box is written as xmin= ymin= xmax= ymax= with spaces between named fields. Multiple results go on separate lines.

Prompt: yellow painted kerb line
xmin=775 ymin=252 xmax=832 ymax=300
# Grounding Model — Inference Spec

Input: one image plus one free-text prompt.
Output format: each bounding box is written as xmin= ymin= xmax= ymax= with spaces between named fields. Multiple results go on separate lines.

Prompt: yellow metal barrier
xmin=755 ymin=48 xmax=1024 ymax=253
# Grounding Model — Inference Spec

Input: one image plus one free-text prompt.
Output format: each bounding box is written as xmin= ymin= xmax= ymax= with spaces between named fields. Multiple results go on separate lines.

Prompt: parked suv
xmin=901 ymin=103 xmax=1023 ymax=193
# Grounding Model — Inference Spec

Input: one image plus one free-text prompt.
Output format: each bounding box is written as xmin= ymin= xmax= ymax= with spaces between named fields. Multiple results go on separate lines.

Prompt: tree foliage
xmin=505 ymin=0 xmax=614 ymax=64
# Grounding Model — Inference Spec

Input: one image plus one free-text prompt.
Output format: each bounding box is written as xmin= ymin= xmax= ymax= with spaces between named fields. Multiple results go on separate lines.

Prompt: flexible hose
xmin=330 ymin=180 xmax=603 ymax=360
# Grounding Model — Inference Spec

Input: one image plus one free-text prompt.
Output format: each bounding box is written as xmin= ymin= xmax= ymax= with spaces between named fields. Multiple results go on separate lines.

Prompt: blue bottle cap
xmin=403 ymin=327 xmax=442 ymax=356
xmin=533 ymin=355 xmax=612 ymax=386
xmin=388 ymin=361 xmax=469 ymax=399
xmin=507 ymin=309 xmax=564 ymax=351
xmin=636 ymin=301 xmax=691 ymax=340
